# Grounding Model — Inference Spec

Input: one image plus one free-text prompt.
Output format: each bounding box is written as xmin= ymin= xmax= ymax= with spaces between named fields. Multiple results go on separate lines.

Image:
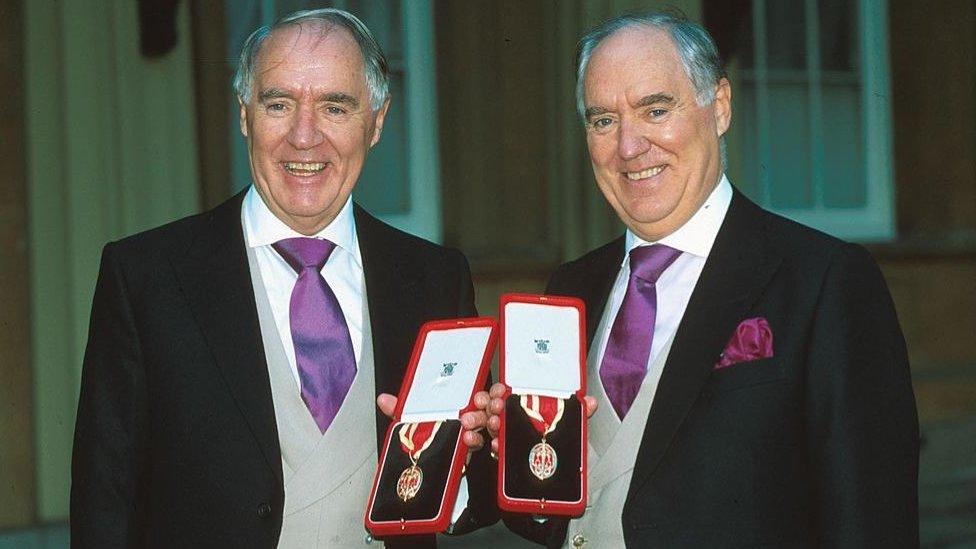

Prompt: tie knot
xmin=629 ymin=244 xmax=682 ymax=283
xmin=272 ymin=237 xmax=336 ymax=272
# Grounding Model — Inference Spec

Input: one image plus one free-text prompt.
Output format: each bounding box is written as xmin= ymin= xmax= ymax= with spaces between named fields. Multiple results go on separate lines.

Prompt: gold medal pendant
xmin=520 ymin=395 xmax=565 ymax=482
xmin=396 ymin=464 xmax=423 ymax=501
xmin=528 ymin=440 xmax=558 ymax=480
xmin=395 ymin=421 xmax=442 ymax=502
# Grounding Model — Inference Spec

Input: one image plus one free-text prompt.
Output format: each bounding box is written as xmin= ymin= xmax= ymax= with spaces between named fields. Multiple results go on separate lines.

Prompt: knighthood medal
xmin=396 ymin=421 xmax=443 ymax=502
xmin=520 ymin=394 xmax=565 ymax=481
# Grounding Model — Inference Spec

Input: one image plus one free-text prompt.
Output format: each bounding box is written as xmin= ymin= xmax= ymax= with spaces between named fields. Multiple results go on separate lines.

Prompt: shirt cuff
xmin=445 ymin=474 xmax=469 ymax=533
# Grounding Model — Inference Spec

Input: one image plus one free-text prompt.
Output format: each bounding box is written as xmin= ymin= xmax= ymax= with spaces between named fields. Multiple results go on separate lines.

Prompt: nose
xmin=287 ymin=105 xmax=324 ymax=149
xmin=617 ymin=117 xmax=651 ymax=160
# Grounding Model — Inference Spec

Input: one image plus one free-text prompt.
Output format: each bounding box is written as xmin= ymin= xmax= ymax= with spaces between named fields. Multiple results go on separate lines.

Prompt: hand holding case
xmin=497 ymin=293 xmax=587 ymax=516
xmin=365 ymin=317 xmax=498 ymax=535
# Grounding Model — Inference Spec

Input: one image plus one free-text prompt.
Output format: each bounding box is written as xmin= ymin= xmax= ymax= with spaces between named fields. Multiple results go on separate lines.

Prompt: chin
xmin=286 ymin=185 xmax=337 ymax=208
xmin=621 ymin=198 xmax=676 ymax=225
xmin=290 ymin=201 xmax=337 ymax=220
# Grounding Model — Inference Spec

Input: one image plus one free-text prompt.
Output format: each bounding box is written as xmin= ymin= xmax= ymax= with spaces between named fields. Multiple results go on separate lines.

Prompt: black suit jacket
xmin=71 ymin=191 xmax=497 ymax=547
xmin=520 ymin=190 xmax=918 ymax=548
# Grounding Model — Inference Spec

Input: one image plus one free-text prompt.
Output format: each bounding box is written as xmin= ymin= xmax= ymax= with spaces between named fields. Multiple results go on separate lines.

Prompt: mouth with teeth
xmin=283 ymin=161 xmax=327 ymax=177
xmin=624 ymin=165 xmax=666 ymax=181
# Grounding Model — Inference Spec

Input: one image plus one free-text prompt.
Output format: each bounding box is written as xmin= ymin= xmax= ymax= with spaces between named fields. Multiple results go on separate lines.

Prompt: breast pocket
xmin=706 ymin=357 xmax=785 ymax=395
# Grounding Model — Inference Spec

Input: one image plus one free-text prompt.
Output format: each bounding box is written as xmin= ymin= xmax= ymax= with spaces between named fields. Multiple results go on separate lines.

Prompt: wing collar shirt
xmin=242 ymin=186 xmax=473 ymax=524
xmin=592 ymin=175 xmax=733 ymax=408
xmin=242 ymin=185 xmax=365 ymax=388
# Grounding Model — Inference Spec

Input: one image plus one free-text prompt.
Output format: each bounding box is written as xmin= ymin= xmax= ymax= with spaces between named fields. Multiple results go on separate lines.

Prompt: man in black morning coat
xmin=486 ymin=12 xmax=918 ymax=548
xmin=71 ymin=9 xmax=495 ymax=548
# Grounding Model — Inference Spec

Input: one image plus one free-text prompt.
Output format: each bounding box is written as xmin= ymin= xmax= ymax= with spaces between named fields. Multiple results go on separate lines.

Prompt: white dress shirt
xmin=241 ymin=186 xmax=365 ymax=388
xmin=591 ymin=175 xmax=733 ymax=415
xmin=241 ymin=186 xmax=471 ymax=523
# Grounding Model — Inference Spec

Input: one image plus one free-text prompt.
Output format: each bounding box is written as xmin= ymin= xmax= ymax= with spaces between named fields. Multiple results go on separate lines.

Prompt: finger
xmin=472 ymin=391 xmax=490 ymax=411
xmin=461 ymin=410 xmax=487 ymax=431
xmin=376 ymin=393 xmax=398 ymax=419
xmin=489 ymin=382 xmax=507 ymax=398
xmin=463 ymin=430 xmax=484 ymax=450
xmin=584 ymin=395 xmax=598 ymax=418
xmin=491 ymin=438 xmax=499 ymax=455
xmin=487 ymin=414 xmax=500 ymax=436
xmin=489 ymin=397 xmax=505 ymax=416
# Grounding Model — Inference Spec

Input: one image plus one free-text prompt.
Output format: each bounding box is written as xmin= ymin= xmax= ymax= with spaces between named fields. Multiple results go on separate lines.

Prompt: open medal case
xmin=365 ymin=317 xmax=498 ymax=536
xmin=498 ymin=293 xmax=587 ymax=516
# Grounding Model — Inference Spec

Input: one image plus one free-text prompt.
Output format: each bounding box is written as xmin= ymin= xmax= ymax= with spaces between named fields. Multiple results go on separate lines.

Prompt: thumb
xmin=376 ymin=393 xmax=398 ymax=419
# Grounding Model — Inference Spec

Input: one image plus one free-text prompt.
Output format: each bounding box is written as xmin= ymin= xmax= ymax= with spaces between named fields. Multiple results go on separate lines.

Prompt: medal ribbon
xmin=398 ymin=421 xmax=443 ymax=463
xmin=519 ymin=395 xmax=565 ymax=438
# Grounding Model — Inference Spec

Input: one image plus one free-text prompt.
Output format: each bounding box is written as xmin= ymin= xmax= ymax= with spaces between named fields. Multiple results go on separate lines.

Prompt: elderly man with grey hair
xmin=484 ymin=12 xmax=918 ymax=548
xmin=71 ymin=9 xmax=496 ymax=548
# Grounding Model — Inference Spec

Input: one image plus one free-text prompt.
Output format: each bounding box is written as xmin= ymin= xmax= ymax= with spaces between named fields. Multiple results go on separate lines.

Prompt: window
xmin=225 ymin=0 xmax=442 ymax=242
xmin=728 ymin=0 xmax=894 ymax=241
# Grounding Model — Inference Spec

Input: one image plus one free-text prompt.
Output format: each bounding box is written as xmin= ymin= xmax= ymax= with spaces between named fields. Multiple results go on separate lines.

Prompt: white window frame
xmin=379 ymin=0 xmax=442 ymax=243
xmin=745 ymin=0 xmax=894 ymax=241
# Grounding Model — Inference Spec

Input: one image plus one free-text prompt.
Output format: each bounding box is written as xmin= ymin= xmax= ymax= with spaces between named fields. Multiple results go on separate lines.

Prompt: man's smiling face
xmin=583 ymin=26 xmax=730 ymax=241
xmin=240 ymin=22 xmax=388 ymax=235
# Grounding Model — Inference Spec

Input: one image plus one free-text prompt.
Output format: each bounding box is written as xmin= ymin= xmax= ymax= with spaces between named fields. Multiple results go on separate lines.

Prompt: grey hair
xmin=233 ymin=8 xmax=389 ymax=111
xmin=575 ymin=12 xmax=726 ymax=121
xmin=575 ymin=12 xmax=728 ymax=165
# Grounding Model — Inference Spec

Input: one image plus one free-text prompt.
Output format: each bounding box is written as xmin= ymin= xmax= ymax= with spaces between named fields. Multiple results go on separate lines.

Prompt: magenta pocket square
xmin=715 ymin=317 xmax=774 ymax=369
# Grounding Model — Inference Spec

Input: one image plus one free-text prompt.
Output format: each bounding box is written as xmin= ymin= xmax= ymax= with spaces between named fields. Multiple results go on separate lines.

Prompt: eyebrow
xmin=635 ymin=93 xmax=676 ymax=107
xmin=584 ymin=93 xmax=677 ymax=120
xmin=320 ymin=92 xmax=359 ymax=109
xmin=256 ymin=89 xmax=360 ymax=109
xmin=257 ymin=87 xmax=292 ymax=102
xmin=584 ymin=106 xmax=611 ymax=119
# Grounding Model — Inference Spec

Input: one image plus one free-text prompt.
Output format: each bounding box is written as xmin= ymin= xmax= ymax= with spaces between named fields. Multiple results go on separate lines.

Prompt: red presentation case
xmin=364 ymin=317 xmax=498 ymax=537
xmin=497 ymin=293 xmax=588 ymax=516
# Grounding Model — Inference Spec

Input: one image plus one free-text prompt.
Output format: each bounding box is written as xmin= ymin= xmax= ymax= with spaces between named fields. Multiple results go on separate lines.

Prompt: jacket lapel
xmin=625 ymin=190 xmax=781 ymax=503
xmin=559 ymin=237 xmax=625 ymax=348
xmin=354 ymin=205 xmax=425 ymax=449
xmin=170 ymin=191 xmax=283 ymax=486
xmin=586 ymin=239 xmax=624 ymax=348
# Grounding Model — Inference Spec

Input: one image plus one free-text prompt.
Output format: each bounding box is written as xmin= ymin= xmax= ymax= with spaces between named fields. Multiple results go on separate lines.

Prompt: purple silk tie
xmin=600 ymin=244 xmax=683 ymax=419
xmin=273 ymin=237 xmax=356 ymax=434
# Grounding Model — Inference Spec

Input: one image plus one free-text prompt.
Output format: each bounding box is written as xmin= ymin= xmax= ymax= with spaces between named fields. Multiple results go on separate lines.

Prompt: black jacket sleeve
xmin=803 ymin=243 xmax=919 ymax=547
xmin=71 ymin=243 xmax=149 ymax=548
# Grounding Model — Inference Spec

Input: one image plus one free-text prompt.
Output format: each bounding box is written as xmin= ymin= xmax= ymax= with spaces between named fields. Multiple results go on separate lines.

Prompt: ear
xmin=238 ymin=96 xmax=249 ymax=138
xmin=713 ymin=77 xmax=732 ymax=137
xmin=369 ymin=98 xmax=392 ymax=148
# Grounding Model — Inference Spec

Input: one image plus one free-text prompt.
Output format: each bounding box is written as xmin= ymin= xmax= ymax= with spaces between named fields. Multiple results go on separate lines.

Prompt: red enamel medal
xmin=520 ymin=395 xmax=565 ymax=480
xmin=396 ymin=421 xmax=442 ymax=501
